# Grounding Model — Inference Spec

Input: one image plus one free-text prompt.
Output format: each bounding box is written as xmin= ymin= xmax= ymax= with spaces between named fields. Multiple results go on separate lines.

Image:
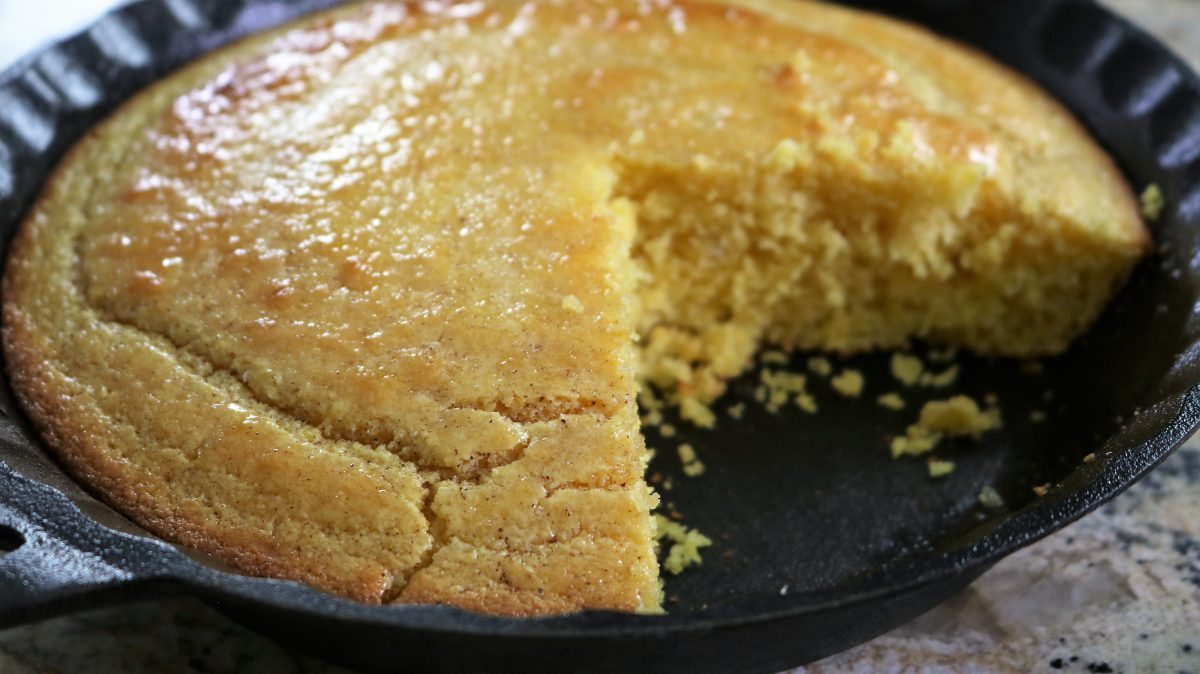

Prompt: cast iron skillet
xmin=1 ymin=0 xmax=1199 ymax=671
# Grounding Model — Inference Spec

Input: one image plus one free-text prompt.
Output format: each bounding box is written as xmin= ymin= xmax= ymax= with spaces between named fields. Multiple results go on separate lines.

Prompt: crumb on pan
xmin=655 ymin=514 xmax=713 ymax=575
xmin=891 ymin=353 xmax=924 ymax=387
xmin=760 ymin=349 xmax=789 ymax=365
xmin=928 ymin=347 xmax=958 ymax=363
xmin=760 ymin=368 xmax=812 ymax=413
xmin=678 ymin=443 xmax=705 ymax=477
xmin=891 ymin=395 xmax=1001 ymax=457
xmin=917 ymin=395 xmax=1002 ymax=437
xmin=679 ymin=397 xmax=716 ymax=429
xmin=891 ymin=425 xmax=942 ymax=458
xmin=877 ymin=392 xmax=905 ymax=410
xmin=795 ymin=391 xmax=818 ymax=414
xmin=830 ymin=368 xmax=865 ymax=397
xmin=1140 ymin=183 xmax=1164 ymax=222
xmin=927 ymin=458 xmax=955 ymax=478
xmin=806 ymin=356 xmax=833 ymax=377
xmin=978 ymin=486 xmax=1005 ymax=509
xmin=918 ymin=364 xmax=959 ymax=388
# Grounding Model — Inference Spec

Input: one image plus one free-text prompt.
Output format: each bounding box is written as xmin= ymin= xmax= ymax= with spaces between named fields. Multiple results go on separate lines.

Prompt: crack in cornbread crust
xmin=4 ymin=0 xmax=1146 ymax=615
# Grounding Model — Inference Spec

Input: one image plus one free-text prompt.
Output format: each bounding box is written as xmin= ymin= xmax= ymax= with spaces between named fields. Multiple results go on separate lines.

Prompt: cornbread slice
xmin=3 ymin=0 xmax=1145 ymax=615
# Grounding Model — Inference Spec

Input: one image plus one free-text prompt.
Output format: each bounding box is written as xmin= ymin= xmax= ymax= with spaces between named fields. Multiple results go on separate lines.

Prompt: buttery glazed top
xmin=3 ymin=0 xmax=1143 ymax=614
xmin=77 ymin=0 xmax=1143 ymax=440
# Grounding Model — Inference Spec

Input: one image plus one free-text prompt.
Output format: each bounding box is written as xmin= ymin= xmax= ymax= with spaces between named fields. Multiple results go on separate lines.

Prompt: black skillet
xmin=1 ymin=0 xmax=1199 ymax=671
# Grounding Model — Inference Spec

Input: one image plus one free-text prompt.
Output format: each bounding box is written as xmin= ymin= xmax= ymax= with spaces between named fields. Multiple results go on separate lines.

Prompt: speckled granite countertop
xmin=1 ymin=1 xmax=1199 ymax=672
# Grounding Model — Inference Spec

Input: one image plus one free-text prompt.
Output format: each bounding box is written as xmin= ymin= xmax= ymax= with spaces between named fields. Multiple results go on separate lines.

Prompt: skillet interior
xmin=0 ymin=0 xmax=1199 ymax=671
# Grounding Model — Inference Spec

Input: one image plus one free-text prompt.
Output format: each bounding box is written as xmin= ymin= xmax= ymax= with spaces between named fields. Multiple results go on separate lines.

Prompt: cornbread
xmin=891 ymin=396 xmax=1003 ymax=458
xmin=926 ymin=459 xmax=956 ymax=479
xmin=978 ymin=486 xmax=1005 ymax=510
xmin=877 ymin=393 xmax=906 ymax=410
xmin=655 ymin=515 xmax=713 ymax=575
xmin=1140 ymin=184 xmax=1165 ymax=222
xmin=891 ymin=354 xmax=925 ymax=388
xmin=3 ymin=0 xmax=1146 ymax=615
xmin=830 ymin=369 xmax=865 ymax=398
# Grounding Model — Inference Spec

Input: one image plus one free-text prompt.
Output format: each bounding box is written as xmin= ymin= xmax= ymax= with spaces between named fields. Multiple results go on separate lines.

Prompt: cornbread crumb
xmin=927 ymin=458 xmax=956 ymax=478
xmin=830 ymin=369 xmax=865 ymax=397
xmin=640 ymin=386 xmax=665 ymax=411
xmin=1030 ymin=410 xmax=1047 ymax=423
xmin=891 ymin=395 xmax=1001 ymax=458
xmin=891 ymin=425 xmax=942 ymax=458
xmin=1032 ymin=483 xmax=1050 ymax=497
xmin=726 ymin=403 xmax=746 ymax=420
xmin=877 ymin=393 xmax=906 ymax=410
xmin=891 ymin=354 xmax=924 ymax=387
xmin=1083 ymin=452 xmax=1097 ymax=463
xmin=795 ymin=393 xmax=818 ymax=414
xmin=678 ymin=443 xmax=705 ymax=477
xmin=561 ymin=294 xmax=584 ymax=312
xmin=928 ymin=347 xmax=958 ymax=363
xmin=660 ymin=423 xmax=677 ymax=438
xmin=641 ymin=408 xmax=664 ymax=427
xmin=806 ymin=357 xmax=833 ymax=377
xmin=1140 ymin=183 xmax=1164 ymax=222
xmin=760 ymin=368 xmax=811 ymax=413
xmin=918 ymin=395 xmax=1002 ymax=438
xmin=761 ymin=350 xmax=789 ymax=365
xmin=655 ymin=514 xmax=713 ymax=575
xmin=679 ymin=397 xmax=716 ymax=429
xmin=919 ymin=365 xmax=959 ymax=388
xmin=978 ymin=486 xmax=1005 ymax=509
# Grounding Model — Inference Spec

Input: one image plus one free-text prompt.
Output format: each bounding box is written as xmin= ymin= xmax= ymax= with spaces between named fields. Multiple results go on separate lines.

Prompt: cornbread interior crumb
xmin=1 ymin=0 xmax=1146 ymax=616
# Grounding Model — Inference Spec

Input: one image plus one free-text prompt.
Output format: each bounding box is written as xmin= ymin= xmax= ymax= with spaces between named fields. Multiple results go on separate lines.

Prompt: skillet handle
xmin=0 ymin=474 xmax=180 ymax=629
